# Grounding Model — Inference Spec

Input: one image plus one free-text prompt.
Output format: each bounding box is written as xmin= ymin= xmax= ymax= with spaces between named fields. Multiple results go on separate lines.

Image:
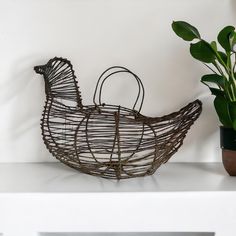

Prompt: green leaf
xmin=229 ymin=31 xmax=236 ymax=52
xmin=190 ymin=40 xmax=215 ymax=63
xmin=214 ymin=96 xmax=232 ymax=127
xmin=172 ymin=21 xmax=201 ymax=41
xmin=217 ymin=26 xmax=235 ymax=52
xmin=217 ymin=51 xmax=228 ymax=65
xmin=209 ymin=88 xmax=225 ymax=97
xmin=229 ymin=102 xmax=236 ymax=121
xmin=201 ymin=74 xmax=225 ymax=88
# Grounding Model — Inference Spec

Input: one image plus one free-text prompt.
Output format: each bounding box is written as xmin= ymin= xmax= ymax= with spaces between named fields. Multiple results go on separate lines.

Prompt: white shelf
xmin=0 ymin=163 xmax=235 ymax=236
xmin=0 ymin=162 xmax=234 ymax=193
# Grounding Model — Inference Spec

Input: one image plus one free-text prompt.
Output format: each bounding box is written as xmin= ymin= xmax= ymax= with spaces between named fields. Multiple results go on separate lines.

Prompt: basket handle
xmin=93 ymin=66 xmax=145 ymax=113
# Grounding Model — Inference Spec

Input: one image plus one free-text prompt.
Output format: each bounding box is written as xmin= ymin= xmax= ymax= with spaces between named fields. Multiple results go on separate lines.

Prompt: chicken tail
xmin=160 ymin=99 xmax=202 ymax=162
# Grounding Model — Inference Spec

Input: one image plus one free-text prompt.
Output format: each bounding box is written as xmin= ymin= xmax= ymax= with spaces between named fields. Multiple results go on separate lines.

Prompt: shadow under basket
xmin=35 ymin=57 xmax=202 ymax=179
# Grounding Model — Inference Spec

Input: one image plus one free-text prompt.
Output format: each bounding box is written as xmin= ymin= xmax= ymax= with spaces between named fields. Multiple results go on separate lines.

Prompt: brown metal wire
xmin=34 ymin=57 xmax=202 ymax=179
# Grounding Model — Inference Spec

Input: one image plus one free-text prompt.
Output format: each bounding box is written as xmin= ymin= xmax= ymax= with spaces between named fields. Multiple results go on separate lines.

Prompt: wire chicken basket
xmin=34 ymin=57 xmax=202 ymax=179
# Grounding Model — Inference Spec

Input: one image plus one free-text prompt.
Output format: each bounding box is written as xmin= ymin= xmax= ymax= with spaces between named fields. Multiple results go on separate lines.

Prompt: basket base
xmin=59 ymin=158 xmax=161 ymax=179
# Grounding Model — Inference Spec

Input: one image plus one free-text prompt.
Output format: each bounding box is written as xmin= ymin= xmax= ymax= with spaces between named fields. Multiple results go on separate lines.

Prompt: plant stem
xmin=212 ymin=61 xmax=225 ymax=76
xmin=218 ymin=55 xmax=230 ymax=74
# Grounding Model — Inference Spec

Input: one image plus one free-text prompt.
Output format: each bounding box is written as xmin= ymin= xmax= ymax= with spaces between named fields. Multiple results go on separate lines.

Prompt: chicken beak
xmin=34 ymin=65 xmax=46 ymax=75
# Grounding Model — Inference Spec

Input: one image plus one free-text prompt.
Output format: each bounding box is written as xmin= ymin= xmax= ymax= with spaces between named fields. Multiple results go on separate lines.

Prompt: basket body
xmin=42 ymin=102 xmax=161 ymax=179
xmin=42 ymin=100 xmax=201 ymax=179
xmin=36 ymin=57 xmax=202 ymax=179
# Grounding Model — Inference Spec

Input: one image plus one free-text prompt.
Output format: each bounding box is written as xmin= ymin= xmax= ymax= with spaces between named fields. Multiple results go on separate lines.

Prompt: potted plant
xmin=172 ymin=21 xmax=236 ymax=176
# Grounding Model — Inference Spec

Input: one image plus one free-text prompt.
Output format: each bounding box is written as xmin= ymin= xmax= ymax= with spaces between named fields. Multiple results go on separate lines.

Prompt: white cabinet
xmin=0 ymin=163 xmax=235 ymax=236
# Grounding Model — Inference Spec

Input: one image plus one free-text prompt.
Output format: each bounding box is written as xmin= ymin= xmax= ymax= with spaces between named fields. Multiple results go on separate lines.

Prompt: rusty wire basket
xmin=34 ymin=57 xmax=202 ymax=179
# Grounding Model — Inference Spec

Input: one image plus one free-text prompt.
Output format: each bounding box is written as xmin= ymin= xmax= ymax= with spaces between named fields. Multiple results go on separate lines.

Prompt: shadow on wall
xmin=194 ymin=92 xmax=219 ymax=161
xmin=0 ymin=60 xmax=31 ymax=106
xmin=0 ymin=55 xmax=46 ymax=161
xmin=174 ymin=91 xmax=220 ymax=163
xmin=9 ymin=56 xmax=40 ymax=135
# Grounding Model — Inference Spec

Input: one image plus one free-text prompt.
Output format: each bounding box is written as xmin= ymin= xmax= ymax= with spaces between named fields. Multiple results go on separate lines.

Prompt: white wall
xmin=0 ymin=0 xmax=235 ymax=163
